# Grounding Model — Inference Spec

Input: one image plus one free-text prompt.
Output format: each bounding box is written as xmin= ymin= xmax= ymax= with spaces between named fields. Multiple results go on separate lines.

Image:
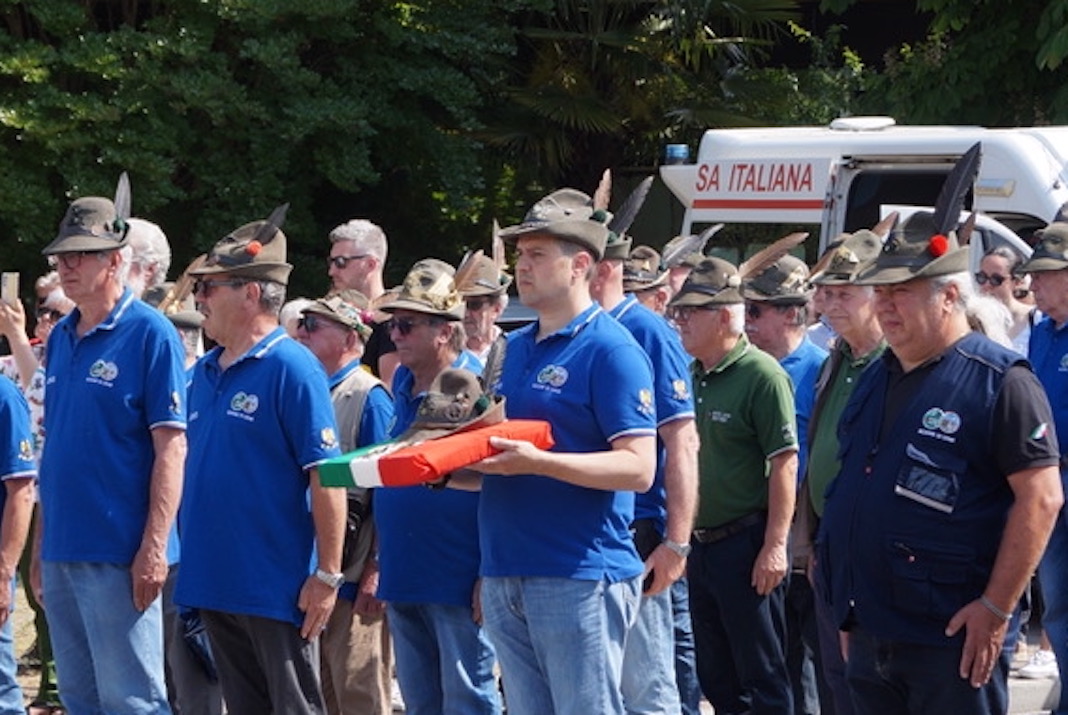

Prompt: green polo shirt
xmin=693 ymin=335 xmax=798 ymax=528
xmin=805 ymin=338 xmax=887 ymax=517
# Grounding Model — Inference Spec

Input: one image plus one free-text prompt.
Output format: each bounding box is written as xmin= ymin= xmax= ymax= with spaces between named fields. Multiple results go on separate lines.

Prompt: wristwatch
xmin=314 ymin=568 xmax=344 ymax=589
xmin=662 ymin=539 xmax=692 ymax=559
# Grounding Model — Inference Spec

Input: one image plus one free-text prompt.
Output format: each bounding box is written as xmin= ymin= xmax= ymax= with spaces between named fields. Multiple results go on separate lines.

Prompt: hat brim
xmin=669 ymin=286 xmax=743 ymax=307
xmin=379 ymin=297 xmax=463 ymax=320
xmin=500 ymin=220 xmax=607 ymax=261
xmin=460 ymin=275 xmax=513 ymax=298
xmin=854 ymin=247 xmax=969 ymax=285
xmin=393 ymin=396 xmax=506 ymax=445
xmin=167 ymin=310 xmax=204 ymax=329
xmin=188 ymin=261 xmax=293 ymax=285
xmin=41 ymin=234 xmax=128 ymax=256
xmin=624 ymin=272 xmax=669 ymax=293
xmin=740 ymin=287 xmax=813 ymax=305
xmin=1020 ymin=256 xmax=1068 ymax=273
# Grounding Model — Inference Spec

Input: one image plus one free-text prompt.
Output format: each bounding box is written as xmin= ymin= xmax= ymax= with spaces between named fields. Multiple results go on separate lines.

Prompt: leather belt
xmin=692 ymin=512 xmax=766 ymax=545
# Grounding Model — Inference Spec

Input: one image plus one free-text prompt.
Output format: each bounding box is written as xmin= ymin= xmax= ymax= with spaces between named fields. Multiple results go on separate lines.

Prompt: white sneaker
xmin=391 ymin=679 xmax=406 ymax=712
xmin=1017 ymin=649 xmax=1059 ymax=679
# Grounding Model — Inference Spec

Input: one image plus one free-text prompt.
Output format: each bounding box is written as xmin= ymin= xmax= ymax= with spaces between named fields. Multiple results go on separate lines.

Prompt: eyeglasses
xmin=297 ymin=314 xmax=343 ymax=333
xmin=387 ymin=316 xmax=439 ymax=336
xmin=192 ymin=278 xmax=249 ymax=297
xmin=667 ymin=305 xmax=718 ymax=322
xmin=46 ymin=251 xmax=106 ymax=270
xmin=328 ymin=254 xmax=370 ymax=269
xmin=974 ymin=271 xmax=1009 ymax=287
xmin=35 ymin=308 xmax=64 ymax=322
xmin=465 ymin=297 xmax=494 ymax=312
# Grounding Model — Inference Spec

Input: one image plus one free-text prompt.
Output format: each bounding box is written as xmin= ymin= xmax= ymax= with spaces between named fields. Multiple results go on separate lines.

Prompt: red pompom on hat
xmin=928 ymin=234 xmax=949 ymax=258
xmin=245 ymin=240 xmax=262 ymax=256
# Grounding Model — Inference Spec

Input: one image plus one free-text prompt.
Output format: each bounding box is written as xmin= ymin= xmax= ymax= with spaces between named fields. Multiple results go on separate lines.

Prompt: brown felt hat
xmin=190 ymin=205 xmax=293 ymax=285
xmin=668 ymin=256 xmax=744 ymax=307
xmin=742 ymin=254 xmax=812 ymax=305
xmin=499 ymin=189 xmax=611 ymax=260
xmin=1020 ymin=223 xmax=1068 ymax=273
xmin=394 ymin=368 xmax=505 ymax=444
xmin=855 ymin=211 xmax=969 ymax=285
xmin=811 ymin=230 xmax=884 ymax=285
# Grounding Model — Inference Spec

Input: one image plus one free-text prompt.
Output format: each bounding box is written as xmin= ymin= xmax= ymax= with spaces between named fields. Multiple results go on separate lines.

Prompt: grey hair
xmin=726 ymin=303 xmax=746 ymax=335
xmin=982 ymin=245 xmax=1024 ymax=276
xmin=929 ymin=272 xmax=974 ymax=312
xmin=256 ymin=281 xmax=287 ymax=316
xmin=329 ymin=219 xmax=388 ymax=263
xmin=125 ymin=218 xmax=172 ymax=286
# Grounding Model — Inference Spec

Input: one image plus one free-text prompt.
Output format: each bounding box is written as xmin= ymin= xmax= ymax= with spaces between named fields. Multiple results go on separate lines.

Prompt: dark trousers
xmin=785 ymin=572 xmax=822 ymax=715
xmin=688 ymin=520 xmax=793 ymax=715
xmin=201 ymin=610 xmax=325 ymax=715
xmin=812 ymin=560 xmax=853 ymax=715
xmin=845 ymin=627 xmax=1008 ymax=715
xmin=163 ymin=568 xmax=225 ymax=715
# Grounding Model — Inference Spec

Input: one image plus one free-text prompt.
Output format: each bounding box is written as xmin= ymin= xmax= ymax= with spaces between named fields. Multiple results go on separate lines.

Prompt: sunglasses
xmin=387 ymin=316 xmax=439 ymax=336
xmin=296 ymin=314 xmax=344 ymax=333
xmin=46 ymin=250 xmax=107 ymax=270
xmin=327 ymin=254 xmax=370 ymax=270
xmin=465 ymin=297 xmax=495 ymax=312
xmin=192 ymin=278 xmax=249 ymax=297
xmin=35 ymin=308 xmax=64 ymax=321
xmin=974 ymin=271 xmax=1009 ymax=287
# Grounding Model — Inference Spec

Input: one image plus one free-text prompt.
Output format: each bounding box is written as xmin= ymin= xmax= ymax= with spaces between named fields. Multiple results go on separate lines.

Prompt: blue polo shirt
xmin=609 ymin=295 xmax=695 ymax=534
xmin=779 ymin=336 xmax=827 ymax=482
xmin=480 ymin=303 xmax=657 ymax=582
xmin=374 ymin=351 xmax=484 ymax=606
xmin=40 ymin=289 xmax=187 ymax=564
xmin=1029 ymin=315 xmax=1068 ymax=466
xmin=0 ymin=378 xmax=36 ymax=523
xmin=176 ymin=328 xmax=342 ymax=626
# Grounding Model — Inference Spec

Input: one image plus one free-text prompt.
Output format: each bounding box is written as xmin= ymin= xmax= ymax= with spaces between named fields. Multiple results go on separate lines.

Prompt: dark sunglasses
xmin=327 ymin=254 xmax=369 ymax=269
xmin=974 ymin=271 xmax=1009 ymax=287
xmin=192 ymin=278 xmax=248 ymax=296
xmin=297 ymin=314 xmax=343 ymax=333
xmin=387 ymin=316 xmax=439 ymax=336
xmin=465 ymin=297 xmax=494 ymax=312
xmin=35 ymin=308 xmax=64 ymax=321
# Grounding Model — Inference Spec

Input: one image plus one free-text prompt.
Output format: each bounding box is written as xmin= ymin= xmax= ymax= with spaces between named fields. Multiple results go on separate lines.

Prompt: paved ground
xmin=8 ymin=581 xmax=1062 ymax=714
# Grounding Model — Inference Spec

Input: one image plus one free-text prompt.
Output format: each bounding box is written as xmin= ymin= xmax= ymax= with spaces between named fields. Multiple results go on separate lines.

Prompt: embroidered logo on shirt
xmin=87 ymin=359 xmax=119 ymax=385
xmin=321 ymin=427 xmax=338 ymax=449
xmin=672 ymin=379 xmax=690 ymax=401
xmin=1060 ymin=353 xmax=1068 ymax=372
xmin=638 ymin=389 xmax=655 ymax=415
xmin=227 ymin=392 xmax=260 ymax=422
xmin=1032 ymin=422 xmax=1050 ymax=441
xmin=709 ymin=410 xmax=731 ymax=423
xmin=170 ymin=390 xmax=182 ymax=416
xmin=537 ymin=365 xmax=569 ymax=388
xmin=782 ymin=423 xmax=796 ymax=444
xmin=18 ymin=439 xmax=33 ymax=463
xmin=919 ymin=407 xmax=961 ymax=443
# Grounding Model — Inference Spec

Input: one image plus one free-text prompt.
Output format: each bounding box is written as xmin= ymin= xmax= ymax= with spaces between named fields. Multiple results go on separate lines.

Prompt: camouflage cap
xmin=1020 ymin=223 xmax=1068 ymax=273
xmin=742 ymin=254 xmax=812 ymax=305
xmin=42 ymin=196 xmax=130 ymax=255
xmin=668 ymin=256 xmax=744 ymax=307
xmin=380 ymin=258 xmax=464 ymax=320
xmin=303 ymin=289 xmax=374 ymax=341
xmin=456 ymin=253 xmax=512 ymax=297
xmin=499 ymin=189 xmax=610 ymax=260
xmin=190 ymin=205 xmax=293 ymax=285
xmin=622 ymin=245 xmax=668 ymax=292
xmin=855 ymin=211 xmax=969 ymax=285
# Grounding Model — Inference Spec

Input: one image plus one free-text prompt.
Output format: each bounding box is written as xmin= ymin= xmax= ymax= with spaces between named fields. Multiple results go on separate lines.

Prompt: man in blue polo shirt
xmin=37 ymin=187 xmax=188 ymax=714
xmin=592 ymin=229 xmax=699 ymax=715
xmin=0 ymin=375 xmax=37 ymax=714
xmin=176 ymin=207 xmax=346 ymax=715
xmin=1021 ymin=223 xmax=1068 ymax=715
xmin=470 ymin=189 xmax=658 ymax=715
xmin=374 ymin=258 xmax=498 ymax=715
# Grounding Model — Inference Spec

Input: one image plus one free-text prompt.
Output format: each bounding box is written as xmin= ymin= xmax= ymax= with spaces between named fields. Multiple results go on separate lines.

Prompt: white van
xmin=659 ymin=117 xmax=1068 ymax=258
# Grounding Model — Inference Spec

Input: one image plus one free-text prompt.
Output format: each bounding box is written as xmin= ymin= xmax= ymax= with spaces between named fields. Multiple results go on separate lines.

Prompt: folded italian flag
xmin=319 ymin=419 xmax=554 ymax=488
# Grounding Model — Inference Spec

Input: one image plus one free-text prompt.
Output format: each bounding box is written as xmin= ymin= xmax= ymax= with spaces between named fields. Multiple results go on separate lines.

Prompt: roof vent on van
xmin=829 ymin=116 xmax=897 ymax=132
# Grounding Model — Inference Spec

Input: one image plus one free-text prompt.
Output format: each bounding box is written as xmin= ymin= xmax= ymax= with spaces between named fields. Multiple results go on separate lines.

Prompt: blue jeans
xmin=1039 ymin=513 xmax=1068 ymax=714
xmin=387 ymin=602 xmax=500 ymax=715
xmin=0 ymin=579 xmax=23 ymax=715
xmin=481 ymin=575 xmax=641 ymax=715
xmin=621 ymin=587 xmax=680 ymax=714
xmin=845 ymin=626 xmax=1007 ymax=715
xmin=688 ymin=522 xmax=793 ymax=715
xmin=670 ymin=579 xmax=702 ymax=715
xmin=43 ymin=561 xmax=171 ymax=714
